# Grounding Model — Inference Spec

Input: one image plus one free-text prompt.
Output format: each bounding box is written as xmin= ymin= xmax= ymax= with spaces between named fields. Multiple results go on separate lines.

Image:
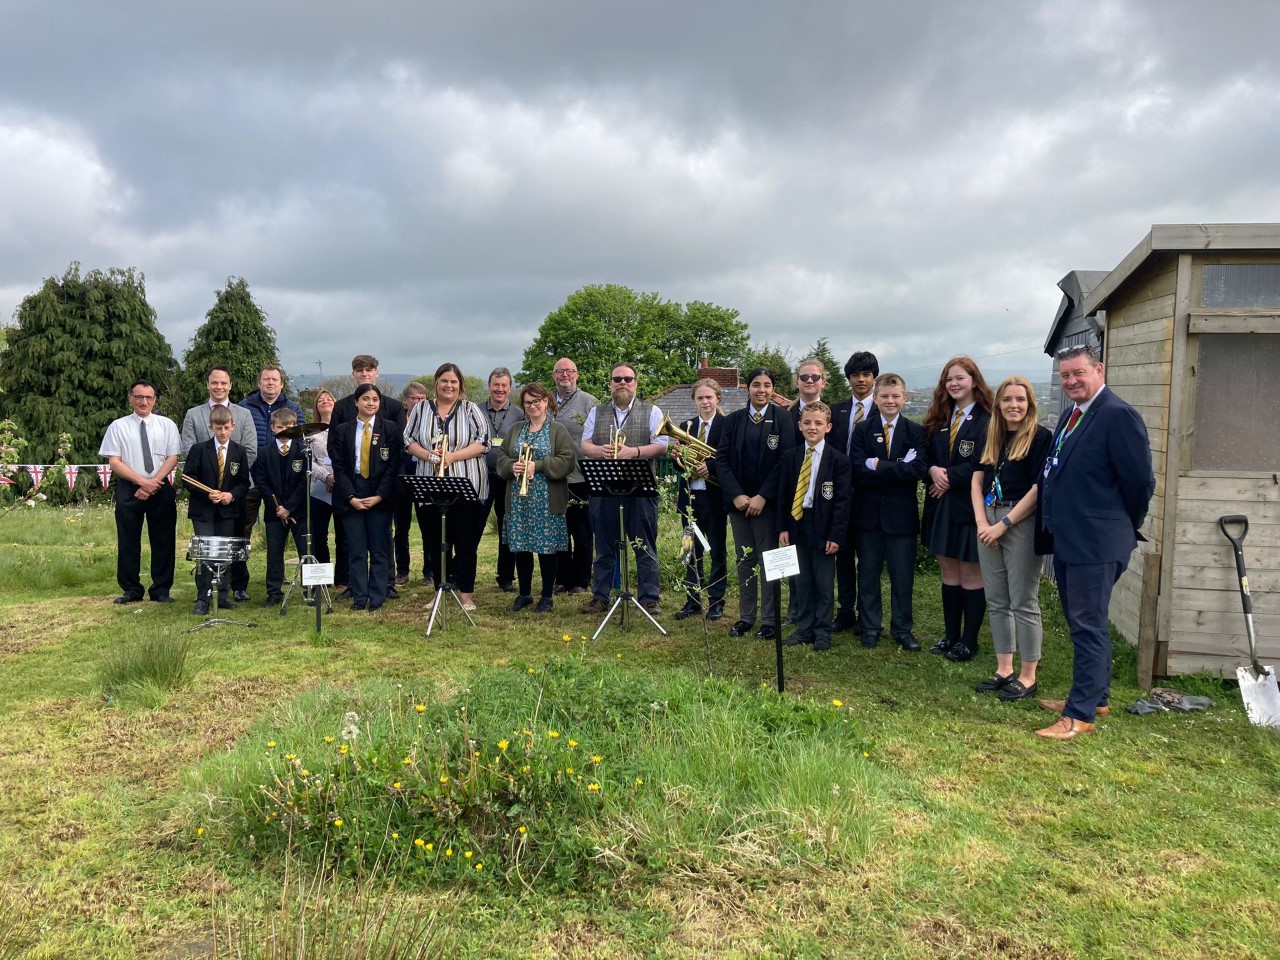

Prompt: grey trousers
xmin=977 ymin=504 xmax=1043 ymax=661
xmin=730 ymin=510 xmax=779 ymax=627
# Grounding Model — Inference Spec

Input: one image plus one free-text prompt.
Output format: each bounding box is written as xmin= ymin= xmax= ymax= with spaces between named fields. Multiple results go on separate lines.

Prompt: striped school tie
xmin=217 ymin=445 xmax=225 ymax=485
xmin=791 ymin=447 xmax=813 ymax=521
xmin=948 ymin=408 xmax=964 ymax=454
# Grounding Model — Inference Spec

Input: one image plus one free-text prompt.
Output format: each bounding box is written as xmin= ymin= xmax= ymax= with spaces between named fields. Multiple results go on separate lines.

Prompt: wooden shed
xmin=1079 ymin=224 xmax=1280 ymax=685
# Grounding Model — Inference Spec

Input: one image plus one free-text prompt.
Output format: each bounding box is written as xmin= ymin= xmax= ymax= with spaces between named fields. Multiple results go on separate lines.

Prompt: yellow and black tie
xmin=948 ymin=407 xmax=964 ymax=454
xmin=216 ymin=445 xmax=225 ymax=486
xmin=791 ymin=447 xmax=813 ymax=521
xmin=360 ymin=422 xmax=371 ymax=478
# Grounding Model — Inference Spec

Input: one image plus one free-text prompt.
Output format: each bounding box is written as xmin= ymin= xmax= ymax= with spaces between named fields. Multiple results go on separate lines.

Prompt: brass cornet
xmin=432 ymin=433 xmax=449 ymax=477
xmin=517 ymin=443 xmax=534 ymax=496
xmin=655 ymin=415 xmax=717 ymax=485
xmin=608 ymin=424 xmax=622 ymax=459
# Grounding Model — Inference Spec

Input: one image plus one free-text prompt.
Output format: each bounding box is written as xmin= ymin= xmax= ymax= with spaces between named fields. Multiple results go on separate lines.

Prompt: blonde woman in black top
xmin=969 ymin=376 xmax=1052 ymax=701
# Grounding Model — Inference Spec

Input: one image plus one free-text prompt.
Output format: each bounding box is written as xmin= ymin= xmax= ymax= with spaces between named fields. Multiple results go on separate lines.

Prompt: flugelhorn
xmin=432 ymin=433 xmax=449 ymax=477
xmin=517 ymin=443 xmax=534 ymax=496
xmin=655 ymin=414 xmax=717 ymax=484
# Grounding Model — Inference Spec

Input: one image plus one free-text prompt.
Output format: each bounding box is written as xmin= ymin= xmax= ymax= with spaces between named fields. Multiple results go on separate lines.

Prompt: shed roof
xmin=1083 ymin=223 xmax=1280 ymax=316
xmin=1043 ymin=269 xmax=1109 ymax=355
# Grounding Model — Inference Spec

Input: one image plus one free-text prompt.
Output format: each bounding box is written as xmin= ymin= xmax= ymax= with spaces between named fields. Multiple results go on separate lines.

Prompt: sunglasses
xmin=611 ymin=376 xmax=636 ymax=384
xmin=797 ymin=373 xmax=824 ymax=383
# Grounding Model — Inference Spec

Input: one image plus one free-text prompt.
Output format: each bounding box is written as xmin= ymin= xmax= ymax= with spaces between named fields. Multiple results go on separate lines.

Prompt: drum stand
xmin=189 ymin=559 xmax=258 ymax=632
xmin=281 ymin=432 xmax=333 ymax=632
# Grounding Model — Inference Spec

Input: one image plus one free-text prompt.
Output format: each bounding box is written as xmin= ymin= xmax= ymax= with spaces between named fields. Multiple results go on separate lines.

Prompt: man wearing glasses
xmin=578 ymin=364 xmax=669 ymax=614
xmin=551 ymin=358 xmax=599 ymax=595
xmin=98 ymin=380 xmax=182 ymax=604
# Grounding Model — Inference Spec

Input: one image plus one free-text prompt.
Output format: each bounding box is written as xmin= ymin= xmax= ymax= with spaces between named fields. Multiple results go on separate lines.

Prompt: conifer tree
xmin=177 ymin=277 xmax=285 ymax=411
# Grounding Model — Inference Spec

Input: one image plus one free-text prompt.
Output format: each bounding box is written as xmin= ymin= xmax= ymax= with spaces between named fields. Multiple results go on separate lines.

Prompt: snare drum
xmin=187 ymin=535 xmax=251 ymax=563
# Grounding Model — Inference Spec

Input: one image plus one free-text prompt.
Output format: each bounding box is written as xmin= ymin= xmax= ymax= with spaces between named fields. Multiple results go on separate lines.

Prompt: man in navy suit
xmin=1035 ymin=344 xmax=1155 ymax=740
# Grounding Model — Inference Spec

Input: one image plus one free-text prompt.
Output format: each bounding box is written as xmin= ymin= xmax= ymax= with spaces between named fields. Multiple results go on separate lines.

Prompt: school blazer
xmin=1038 ymin=386 xmax=1155 ymax=564
xmin=252 ymin=439 xmax=310 ymax=523
xmin=675 ymin=414 xmax=727 ymax=514
xmin=717 ymin=403 xmax=798 ymax=504
xmin=329 ymin=417 xmax=403 ymax=515
xmin=776 ymin=445 xmax=853 ymax=547
xmin=924 ymin=407 xmax=991 ymax=528
xmin=184 ymin=438 xmax=250 ymax=523
xmin=830 ymin=399 xmax=882 ymax=457
xmin=849 ymin=416 xmax=928 ymax=536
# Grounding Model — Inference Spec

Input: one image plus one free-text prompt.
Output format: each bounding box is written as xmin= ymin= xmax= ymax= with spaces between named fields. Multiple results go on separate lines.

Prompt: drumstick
xmin=181 ymin=473 xmax=219 ymax=495
xmin=272 ymin=493 xmax=297 ymax=525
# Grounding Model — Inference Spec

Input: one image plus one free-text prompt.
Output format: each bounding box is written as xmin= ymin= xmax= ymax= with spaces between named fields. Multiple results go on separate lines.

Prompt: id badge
xmin=984 ymin=491 xmax=995 ymax=507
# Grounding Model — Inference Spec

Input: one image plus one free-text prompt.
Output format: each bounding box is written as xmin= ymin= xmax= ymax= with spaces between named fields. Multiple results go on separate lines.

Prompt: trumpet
xmin=517 ymin=443 xmax=534 ymax=496
xmin=655 ymin=414 xmax=717 ymax=485
xmin=432 ymin=433 xmax=449 ymax=477
xmin=608 ymin=424 xmax=623 ymax=459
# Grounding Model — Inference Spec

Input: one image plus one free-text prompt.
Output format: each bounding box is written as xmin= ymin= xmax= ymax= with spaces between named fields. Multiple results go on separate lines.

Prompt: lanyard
xmin=1053 ymin=408 xmax=1086 ymax=457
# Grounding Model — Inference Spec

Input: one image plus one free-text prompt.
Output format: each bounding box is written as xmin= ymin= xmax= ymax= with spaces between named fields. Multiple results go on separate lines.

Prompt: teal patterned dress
xmin=504 ymin=421 xmax=569 ymax=553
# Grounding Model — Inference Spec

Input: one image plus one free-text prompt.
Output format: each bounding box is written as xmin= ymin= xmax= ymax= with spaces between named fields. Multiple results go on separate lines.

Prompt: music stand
xmin=402 ymin=474 xmax=478 ymax=636
xmin=278 ymin=424 xmax=334 ymax=632
xmin=579 ymin=458 xmax=668 ymax=640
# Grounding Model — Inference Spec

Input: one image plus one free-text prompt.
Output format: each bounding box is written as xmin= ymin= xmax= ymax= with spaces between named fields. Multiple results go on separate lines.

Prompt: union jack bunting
xmin=65 ymin=464 xmax=80 ymax=489
xmin=97 ymin=464 xmax=112 ymax=490
xmin=25 ymin=464 xmax=45 ymax=487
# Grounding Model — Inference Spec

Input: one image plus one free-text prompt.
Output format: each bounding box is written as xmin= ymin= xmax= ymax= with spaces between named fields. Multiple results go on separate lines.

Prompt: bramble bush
xmin=183 ymin=654 xmax=881 ymax=892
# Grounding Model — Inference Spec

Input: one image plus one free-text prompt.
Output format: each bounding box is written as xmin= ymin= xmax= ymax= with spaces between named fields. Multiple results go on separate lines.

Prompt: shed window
xmin=1191 ymin=333 xmax=1280 ymax=471
xmin=1202 ymin=264 xmax=1280 ymax=308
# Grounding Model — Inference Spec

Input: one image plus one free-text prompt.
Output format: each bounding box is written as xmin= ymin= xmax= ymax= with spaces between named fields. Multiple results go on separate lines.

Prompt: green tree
xmin=805 ymin=337 xmax=851 ymax=404
xmin=176 ymin=277 xmax=285 ymax=411
xmin=743 ymin=341 xmax=796 ymax=400
xmin=519 ymin=285 xmax=749 ymax=398
xmin=0 ymin=263 xmax=177 ymax=462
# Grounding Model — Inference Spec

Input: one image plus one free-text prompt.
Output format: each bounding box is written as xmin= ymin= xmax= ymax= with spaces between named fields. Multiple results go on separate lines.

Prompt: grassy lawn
xmin=0 ymin=503 xmax=1277 ymax=959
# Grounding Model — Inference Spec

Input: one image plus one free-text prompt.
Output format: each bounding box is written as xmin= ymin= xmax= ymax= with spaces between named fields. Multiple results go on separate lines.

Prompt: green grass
xmin=0 ymin=504 xmax=1277 ymax=958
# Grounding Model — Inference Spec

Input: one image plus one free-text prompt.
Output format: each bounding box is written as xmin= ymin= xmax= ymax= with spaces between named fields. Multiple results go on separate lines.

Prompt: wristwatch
xmin=1000 ymin=516 xmax=1013 ymax=528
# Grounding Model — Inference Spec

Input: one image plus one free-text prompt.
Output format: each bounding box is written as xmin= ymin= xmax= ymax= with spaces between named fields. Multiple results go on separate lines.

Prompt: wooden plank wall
xmin=1102 ymin=258 xmax=1177 ymax=645
xmin=1166 ymin=476 xmax=1280 ymax=676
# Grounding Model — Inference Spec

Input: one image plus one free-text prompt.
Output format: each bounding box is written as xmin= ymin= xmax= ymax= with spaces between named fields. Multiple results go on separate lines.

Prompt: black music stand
xmin=402 ymin=474 xmax=478 ymax=636
xmin=579 ymin=458 xmax=668 ymax=640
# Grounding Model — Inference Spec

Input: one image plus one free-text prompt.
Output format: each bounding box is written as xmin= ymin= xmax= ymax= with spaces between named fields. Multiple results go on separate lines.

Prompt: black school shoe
xmin=511 ymin=595 xmax=534 ymax=612
xmin=674 ymin=602 xmax=702 ymax=621
xmin=756 ymin=625 xmax=777 ymax=641
xmin=945 ymin=643 xmax=975 ymax=662
xmin=782 ymin=633 xmax=813 ymax=647
xmin=706 ymin=603 xmax=725 ymax=622
xmin=975 ymin=672 xmax=1014 ymax=693
xmin=534 ymin=597 xmax=554 ymax=613
xmin=728 ymin=620 xmax=755 ymax=637
xmin=997 ymin=679 xmax=1038 ymax=701
xmin=930 ymin=637 xmax=955 ymax=655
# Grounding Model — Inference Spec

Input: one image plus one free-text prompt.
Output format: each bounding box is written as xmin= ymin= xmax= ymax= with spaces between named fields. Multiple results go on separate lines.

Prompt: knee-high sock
xmin=941 ymin=583 xmax=964 ymax=642
xmin=961 ymin=587 xmax=987 ymax=650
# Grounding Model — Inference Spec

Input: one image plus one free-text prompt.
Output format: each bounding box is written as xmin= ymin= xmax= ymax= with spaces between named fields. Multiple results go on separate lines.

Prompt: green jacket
xmin=496 ymin=419 xmax=576 ymax=515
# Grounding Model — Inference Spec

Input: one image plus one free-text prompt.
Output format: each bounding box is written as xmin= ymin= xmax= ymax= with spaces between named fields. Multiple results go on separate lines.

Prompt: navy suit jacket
xmin=717 ymin=403 xmax=798 ymax=504
xmin=849 ymin=415 xmax=928 ymax=536
xmin=184 ymin=438 xmax=250 ymax=523
xmin=1038 ymin=386 xmax=1155 ymax=565
xmin=830 ymin=398 xmax=882 ymax=459
xmin=776 ymin=444 xmax=853 ymax=547
xmin=330 ymin=417 xmax=403 ymax=514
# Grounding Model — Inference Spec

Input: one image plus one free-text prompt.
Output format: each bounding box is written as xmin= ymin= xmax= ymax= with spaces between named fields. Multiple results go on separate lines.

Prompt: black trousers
xmin=834 ymin=515 xmax=860 ymax=627
xmin=191 ymin=516 xmax=237 ymax=600
xmin=264 ymin=520 xmax=308 ymax=600
xmin=481 ymin=472 xmax=516 ymax=586
xmin=309 ymin=497 xmax=333 ymax=564
xmin=115 ymin=484 xmax=177 ymax=600
xmin=233 ymin=487 xmax=261 ymax=593
xmin=792 ymin=512 xmax=836 ymax=644
xmin=681 ymin=489 xmax=728 ymax=609
xmin=856 ymin=528 xmax=916 ymax=641
xmin=556 ymin=481 xmax=593 ymax=590
xmin=343 ymin=506 xmax=394 ymax=606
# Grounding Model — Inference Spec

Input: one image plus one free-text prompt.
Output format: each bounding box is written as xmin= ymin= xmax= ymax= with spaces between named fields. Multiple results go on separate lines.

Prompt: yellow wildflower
xmin=415 ymin=703 xmax=426 ymax=713
xmin=548 ymin=730 xmax=560 ymax=739
xmin=475 ymin=863 xmax=483 ymax=871
xmin=426 ymin=843 xmax=433 ymax=851
xmin=616 ymin=653 xmax=622 ymax=659
xmin=634 ymin=777 xmax=644 ymax=786
xmin=521 ymin=765 xmax=531 ymax=774
xmin=284 ymin=753 xmax=296 ymax=761
xmin=518 ymin=825 xmax=527 ymax=835
xmin=402 ymin=756 xmax=412 ymax=765
xmin=392 ymin=781 xmax=401 ymax=790
xmin=301 ymin=769 xmax=310 ymax=777
xmin=324 ymin=736 xmax=335 ymax=743
xmin=333 ymin=818 xmax=344 ymax=827
xmin=414 ymin=838 xmax=425 ymax=847
xmin=196 ymin=827 xmax=204 ymax=837
xmin=590 ymin=755 xmax=603 ymax=764
xmin=567 ymin=739 xmax=578 ymax=748
xmin=497 ymin=739 xmax=509 ymax=751
xmin=464 ymin=850 xmax=473 ymax=859
xmin=392 ymin=832 xmax=400 ymax=840
xmin=562 ymin=633 xmax=571 ymax=643
xmin=439 ymin=775 xmax=449 ymax=784
xmin=339 ymin=744 xmax=349 ymax=755
xmin=565 ymin=767 xmax=574 ymax=775
xmin=445 ymin=848 xmax=453 ymax=857
xmin=266 ymin=741 xmax=277 ymax=749
xmin=588 ymin=783 xmax=601 ymax=792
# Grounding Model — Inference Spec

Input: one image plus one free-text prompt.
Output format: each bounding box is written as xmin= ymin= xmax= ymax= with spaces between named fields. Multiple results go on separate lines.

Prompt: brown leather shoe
xmin=1035 ymin=716 xmax=1096 ymax=740
xmin=579 ymin=597 xmax=610 ymax=614
xmin=1037 ymin=698 xmax=1109 ymax=717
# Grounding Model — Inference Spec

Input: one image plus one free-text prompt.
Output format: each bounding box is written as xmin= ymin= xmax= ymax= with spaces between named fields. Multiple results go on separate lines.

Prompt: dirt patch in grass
xmin=907 ymin=915 xmax=1078 ymax=959
xmin=0 ymin=599 xmax=109 ymax=658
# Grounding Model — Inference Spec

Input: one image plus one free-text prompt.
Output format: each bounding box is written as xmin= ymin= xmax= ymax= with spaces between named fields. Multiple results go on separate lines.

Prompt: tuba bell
xmin=656 ymin=414 xmax=717 ymax=484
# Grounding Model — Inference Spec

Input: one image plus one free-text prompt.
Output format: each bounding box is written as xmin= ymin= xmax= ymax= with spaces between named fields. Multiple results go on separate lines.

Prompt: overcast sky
xmin=2 ymin=0 xmax=1277 ymax=392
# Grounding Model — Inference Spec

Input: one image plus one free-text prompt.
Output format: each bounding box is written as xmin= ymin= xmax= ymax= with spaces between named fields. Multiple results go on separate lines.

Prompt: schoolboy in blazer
xmin=829 ymin=353 xmax=881 ymax=634
xmin=850 ymin=373 xmax=929 ymax=651
xmin=252 ymin=409 xmax=310 ymax=605
xmin=674 ymin=379 xmax=729 ymax=621
xmin=184 ymin=405 xmax=250 ymax=613
xmin=777 ymin=402 xmax=852 ymax=651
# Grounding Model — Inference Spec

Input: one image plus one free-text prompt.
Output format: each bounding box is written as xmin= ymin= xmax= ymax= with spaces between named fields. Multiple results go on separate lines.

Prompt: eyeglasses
xmin=797 ymin=373 xmax=824 ymax=383
xmin=131 ymin=394 xmax=157 ymax=402
xmin=523 ymin=397 xmax=547 ymax=406
xmin=611 ymin=376 xmax=636 ymax=384
xmin=554 ymin=368 xmax=577 ymax=375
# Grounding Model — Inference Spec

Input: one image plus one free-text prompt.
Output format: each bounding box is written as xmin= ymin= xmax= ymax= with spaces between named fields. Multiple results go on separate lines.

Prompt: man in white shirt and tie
xmin=99 ymin=379 xmax=181 ymax=604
